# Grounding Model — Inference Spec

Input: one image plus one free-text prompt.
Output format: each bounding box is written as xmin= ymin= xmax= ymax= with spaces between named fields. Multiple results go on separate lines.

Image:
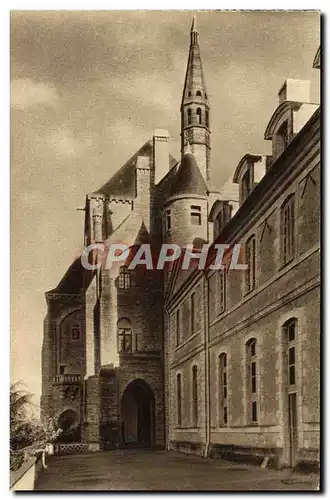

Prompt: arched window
xmin=246 ymin=338 xmax=258 ymax=423
xmin=196 ymin=107 xmax=202 ymax=125
xmin=187 ymin=108 xmax=192 ymax=125
xmin=245 ymin=235 xmax=256 ymax=293
xmin=119 ymin=266 xmax=131 ymax=289
xmin=188 ymin=91 xmax=192 ymax=97
xmin=117 ymin=318 xmax=132 ymax=353
xmin=177 ymin=373 xmax=182 ymax=427
xmin=192 ymin=365 xmax=198 ymax=427
xmin=219 ymin=353 xmax=228 ymax=426
xmin=281 ymin=194 xmax=295 ymax=265
xmin=196 ymin=90 xmax=202 ymax=96
xmin=283 ymin=318 xmax=297 ymax=387
xmin=206 ymin=109 xmax=209 ymax=128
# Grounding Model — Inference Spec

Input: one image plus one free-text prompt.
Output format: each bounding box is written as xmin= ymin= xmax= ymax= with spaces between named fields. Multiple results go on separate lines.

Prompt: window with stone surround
xmin=245 ymin=235 xmax=256 ymax=293
xmin=118 ymin=266 xmax=131 ymax=289
xmin=190 ymin=205 xmax=201 ymax=226
xmin=165 ymin=208 xmax=171 ymax=231
xmin=176 ymin=309 xmax=181 ymax=346
xmin=196 ymin=107 xmax=202 ymax=124
xmin=187 ymin=108 xmax=192 ymax=125
xmin=192 ymin=365 xmax=198 ymax=427
xmin=283 ymin=318 xmax=297 ymax=389
xmin=281 ymin=194 xmax=295 ymax=265
xmin=190 ymin=292 xmax=195 ymax=334
xmin=219 ymin=270 xmax=226 ymax=314
xmin=246 ymin=338 xmax=258 ymax=424
xmin=219 ymin=353 xmax=228 ymax=426
xmin=177 ymin=373 xmax=182 ymax=427
xmin=117 ymin=318 xmax=132 ymax=353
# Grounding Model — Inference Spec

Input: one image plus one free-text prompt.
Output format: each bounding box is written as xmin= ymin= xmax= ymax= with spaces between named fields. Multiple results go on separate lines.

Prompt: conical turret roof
xmin=168 ymin=152 xmax=208 ymax=198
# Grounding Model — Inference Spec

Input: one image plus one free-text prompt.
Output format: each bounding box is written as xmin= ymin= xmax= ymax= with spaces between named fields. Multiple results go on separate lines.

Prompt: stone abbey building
xmin=41 ymin=18 xmax=320 ymax=469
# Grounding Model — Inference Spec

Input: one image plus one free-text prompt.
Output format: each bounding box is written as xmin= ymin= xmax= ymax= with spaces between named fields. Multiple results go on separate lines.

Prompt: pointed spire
xmin=190 ymin=13 xmax=199 ymax=45
xmin=191 ymin=14 xmax=197 ymax=33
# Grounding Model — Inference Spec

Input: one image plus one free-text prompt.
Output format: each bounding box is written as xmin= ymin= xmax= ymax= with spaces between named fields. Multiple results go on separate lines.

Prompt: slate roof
xmin=168 ymin=153 xmax=207 ymax=198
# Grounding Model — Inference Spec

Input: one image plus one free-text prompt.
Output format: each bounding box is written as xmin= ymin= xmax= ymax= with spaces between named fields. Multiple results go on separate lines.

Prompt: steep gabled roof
xmin=49 ymin=257 xmax=86 ymax=294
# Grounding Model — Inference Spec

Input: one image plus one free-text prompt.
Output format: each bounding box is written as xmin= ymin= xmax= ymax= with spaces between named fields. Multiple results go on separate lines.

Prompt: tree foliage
xmin=10 ymin=382 xmax=61 ymax=470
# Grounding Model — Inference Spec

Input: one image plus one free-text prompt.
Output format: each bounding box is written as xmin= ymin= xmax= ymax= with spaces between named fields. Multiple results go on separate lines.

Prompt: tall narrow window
xmin=283 ymin=318 xmax=297 ymax=388
xmin=191 ymin=293 xmax=195 ymax=333
xmin=206 ymin=109 xmax=209 ymax=128
xmin=282 ymin=195 xmax=295 ymax=265
xmin=219 ymin=271 xmax=226 ymax=314
xmin=196 ymin=107 xmax=202 ymax=124
xmin=246 ymin=338 xmax=258 ymax=423
xmin=117 ymin=318 xmax=132 ymax=353
xmin=177 ymin=373 xmax=182 ymax=427
xmin=276 ymin=120 xmax=289 ymax=157
xmin=187 ymin=108 xmax=192 ymax=125
xmin=245 ymin=236 xmax=256 ymax=293
xmin=119 ymin=266 xmax=131 ymax=289
xmin=219 ymin=353 xmax=228 ymax=426
xmin=190 ymin=205 xmax=201 ymax=226
xmin=176 ymin=309 xmax=180 ymax=346
xmin=192 ymin=365 xmax=198 ymax=427
xmin=165 ymin=208 xmax=171 ymax=231
xmin=241 ymin=167 xmax=253 ymax=203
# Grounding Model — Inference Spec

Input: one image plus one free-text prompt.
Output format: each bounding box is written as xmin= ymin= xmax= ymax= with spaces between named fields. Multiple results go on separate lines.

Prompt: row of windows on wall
xmin=213 ymin=193 xmax=297 ymax=313
xmin=165 ymin=205 xmax=202 ymax=232
xmin=186 ymin=107 xmax=209 ymax=127
xmin=176 ymin=319 xmax=297 ymax=427
xmin=176 ymin=290 xmax=197 ymax=347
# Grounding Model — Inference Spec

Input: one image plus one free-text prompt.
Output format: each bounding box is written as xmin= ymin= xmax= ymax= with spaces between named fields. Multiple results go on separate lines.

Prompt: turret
xmin=181 ymin=15 xmax=211 ymax=183
xmin=163 ymin=149 xmax=208 ymax=248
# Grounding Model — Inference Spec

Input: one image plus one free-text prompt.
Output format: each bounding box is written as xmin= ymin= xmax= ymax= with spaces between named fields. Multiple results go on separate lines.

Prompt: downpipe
xmin=203 ymin=272 xmax=211 ymax=458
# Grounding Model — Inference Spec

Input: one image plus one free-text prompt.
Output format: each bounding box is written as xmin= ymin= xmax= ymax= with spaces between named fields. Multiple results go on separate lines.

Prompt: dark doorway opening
xmin=120 ymin=379 xmax=155 ymax=448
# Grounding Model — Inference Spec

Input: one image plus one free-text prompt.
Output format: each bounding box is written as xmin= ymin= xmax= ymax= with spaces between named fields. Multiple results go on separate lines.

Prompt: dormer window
xmin=241 ymin=166 xmax=253 ymax=203
xmin=275 ymin=120 xmax=289 ymax=158
xmin=190 ymin=205 xmax=201 ymax=226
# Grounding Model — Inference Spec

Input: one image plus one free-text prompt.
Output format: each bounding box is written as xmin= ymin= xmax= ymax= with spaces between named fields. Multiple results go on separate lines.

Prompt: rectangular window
xmin=166 ymin=208 xmax=171 ymax=231
xmin=192 ymin=366 xmax=198 ymax=427
xmin=191 ymin=293 xmax=195 ymax=333
xmin=59 ymin=365 xmax=66 ymax=375
xmin=219 ymin=354 xmax=228 ymax=426
xmin=245 ymin=236 xmax=256 ymax=293
xmin=190 ymin=205 xmax=201 ymax=226
xmin=219 ymin=271 xmax=226 ymax=314
xmin=247 ymin=339 xmax=258 ymax=424
xmin=177 ymin=374 xmax=182 ymax=427
xmin=176 ymin=309 xmax=180 ymax=346
xmin=118 ymin=328 xmax=132 ymax=353
xmin=282 ymin=196 xmax=295 ymax=265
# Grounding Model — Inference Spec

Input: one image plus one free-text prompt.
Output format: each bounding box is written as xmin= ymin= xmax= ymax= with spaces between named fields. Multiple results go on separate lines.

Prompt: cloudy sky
xmin=10 ymin=10 xmax=320 ymax=404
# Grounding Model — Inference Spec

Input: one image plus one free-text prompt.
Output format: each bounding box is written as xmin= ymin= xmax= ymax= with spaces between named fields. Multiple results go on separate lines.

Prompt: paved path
xmin=35 ymin=449 xmax=319 ymax=491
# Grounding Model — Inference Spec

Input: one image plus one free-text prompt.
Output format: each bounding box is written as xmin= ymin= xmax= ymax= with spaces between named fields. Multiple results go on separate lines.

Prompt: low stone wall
xmin=10 ymin=453 xmax=43 ymax=491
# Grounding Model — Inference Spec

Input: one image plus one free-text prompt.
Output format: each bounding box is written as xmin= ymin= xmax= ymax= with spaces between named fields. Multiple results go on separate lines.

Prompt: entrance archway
xmin=120 ymin=379 xmax=155 ymax=448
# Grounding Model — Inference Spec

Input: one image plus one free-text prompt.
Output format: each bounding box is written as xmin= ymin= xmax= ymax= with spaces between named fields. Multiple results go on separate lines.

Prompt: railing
xmin=55 ymin=443 xmax=89 ymax=455
xmin=52 ymin=374 xmax=82 ymax=384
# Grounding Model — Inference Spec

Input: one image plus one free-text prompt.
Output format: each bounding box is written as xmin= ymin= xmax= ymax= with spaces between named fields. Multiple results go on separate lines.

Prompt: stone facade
xmin=41 ymin=20 xmax=320 ymax=469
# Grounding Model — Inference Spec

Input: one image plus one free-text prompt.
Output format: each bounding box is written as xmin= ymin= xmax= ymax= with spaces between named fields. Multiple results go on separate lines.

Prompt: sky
xmin=10 ymin=10 xmax=320 ymax=405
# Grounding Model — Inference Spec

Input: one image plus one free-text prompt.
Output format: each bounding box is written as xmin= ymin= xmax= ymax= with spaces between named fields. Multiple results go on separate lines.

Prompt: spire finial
xmin=191 ymin=14 xmax=197 ymax=33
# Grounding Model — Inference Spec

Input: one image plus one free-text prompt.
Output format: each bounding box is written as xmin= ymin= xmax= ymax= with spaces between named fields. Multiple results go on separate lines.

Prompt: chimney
xmin=153 ymin=129 xmax=170 ymax=185
xmin=278 ymin=78 xmax=311 ymax=105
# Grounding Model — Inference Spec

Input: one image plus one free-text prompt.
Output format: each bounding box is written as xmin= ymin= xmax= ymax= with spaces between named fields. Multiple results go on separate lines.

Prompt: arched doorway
xmin=57 ymin=409 xmax=81 ymax=443
xmin=120 ymin=379 xmax=155 ymax=448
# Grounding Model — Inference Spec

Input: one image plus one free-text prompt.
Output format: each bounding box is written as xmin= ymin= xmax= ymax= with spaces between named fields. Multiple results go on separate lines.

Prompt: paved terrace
xmin=35 ymin=450 xmax=319 ymax=491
